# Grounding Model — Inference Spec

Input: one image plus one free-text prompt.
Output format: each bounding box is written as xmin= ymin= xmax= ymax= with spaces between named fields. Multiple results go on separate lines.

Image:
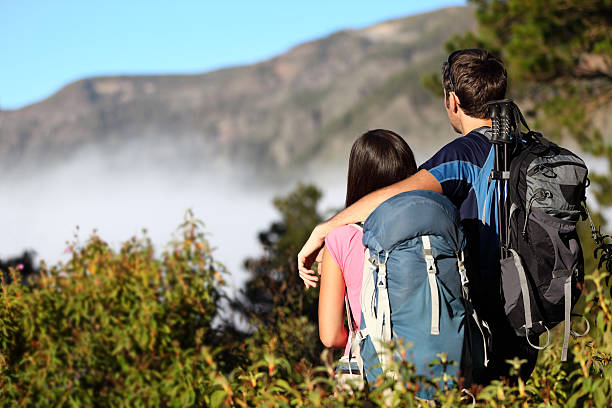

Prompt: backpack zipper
xmin=527 ymin=161 xmax=587 ymax=177
xmin=522 ymin=189 xmax=552 ymax=239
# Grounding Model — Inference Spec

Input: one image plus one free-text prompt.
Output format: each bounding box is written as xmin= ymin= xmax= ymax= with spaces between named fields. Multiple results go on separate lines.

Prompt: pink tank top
xmin=325 ymin=225 xmax=364 ymax=355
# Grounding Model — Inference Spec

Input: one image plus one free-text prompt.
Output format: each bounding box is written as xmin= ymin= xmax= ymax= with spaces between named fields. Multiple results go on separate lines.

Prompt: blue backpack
xmin=346 ymin=190 xmax=490 ymax=400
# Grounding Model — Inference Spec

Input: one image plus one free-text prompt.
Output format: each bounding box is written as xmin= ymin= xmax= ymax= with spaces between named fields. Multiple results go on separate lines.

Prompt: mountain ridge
xmin=0 ymin=6 xmax=476 ymax=178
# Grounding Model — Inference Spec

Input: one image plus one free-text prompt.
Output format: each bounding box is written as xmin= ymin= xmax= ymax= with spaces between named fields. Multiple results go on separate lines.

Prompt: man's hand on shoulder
xmin=298 ymin=224 xmax=329 ymax=289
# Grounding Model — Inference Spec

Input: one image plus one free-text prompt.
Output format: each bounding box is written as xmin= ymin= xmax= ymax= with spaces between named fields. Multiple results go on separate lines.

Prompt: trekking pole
xmin=487 ymin=99 xmax=514 ymax=259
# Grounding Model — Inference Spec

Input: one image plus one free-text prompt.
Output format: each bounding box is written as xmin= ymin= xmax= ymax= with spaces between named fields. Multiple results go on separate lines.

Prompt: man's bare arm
xmin=298 ymin=169 xmax=441 ymax=288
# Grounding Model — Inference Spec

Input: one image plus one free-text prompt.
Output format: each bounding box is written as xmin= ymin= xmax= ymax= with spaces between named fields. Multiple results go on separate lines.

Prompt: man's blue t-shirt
xmin=419 ymin=127 xmax=497 ymax=227
xmin=419 ymin=127 xmax=503 ymax=320
xmin=419 ymin=127 xmax=500 ymax=318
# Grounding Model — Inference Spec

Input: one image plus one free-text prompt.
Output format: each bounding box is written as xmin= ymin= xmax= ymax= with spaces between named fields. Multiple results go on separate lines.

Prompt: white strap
xmin=464 ymin=295 xmax=491 ymax=367
xmin=457 ymin=251 xmax=469 ymax=288
xmin=481 ymin=194 xmax=488 ymax=224
xmin=458 ymin=251 xmax=471 ymax=302
xmin=349 ymin=223 xmax=363 ymax=232
xmin=360 ymin=249 xmax=387 ymax=369
xmin=360 ymin=248 xmax=394 ymax=370
xmin=510 ymin=249 xmax=533 ymax=330
xmin=481 ymin=179 xmax=494 ymax=225
xmin=376 ymin=259 xmax=392 ymax=340
xmin=352 ymin=329 xmax=367 ymax=376
xmin=472 ymin=309 xmax=490 ymax=367
xmin=561 ymin=277 xmax=572 ymax=361
xmin=344 ymin=271 xmax=363 ymax=377
xmin=509 ymin=203 xmax=519 ymax=221
xmin=422 ymin=236 xmax=439 ymax=335
xmin=570 ymin=316 xmax=590 ymax=338
xmin=457 ymin=251 xmax=490 ymax=367
xmin=360 ymin=249 xmax=377 ymax=335
xmin=512 ymin=248 xmax=551 ymax=351
xmin=375 ymin=253 xmax=392 ymax=367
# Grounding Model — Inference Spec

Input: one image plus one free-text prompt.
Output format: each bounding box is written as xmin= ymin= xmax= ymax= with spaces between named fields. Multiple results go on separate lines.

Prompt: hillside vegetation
xmin=1 ymin=187 xmax=611 ymax=406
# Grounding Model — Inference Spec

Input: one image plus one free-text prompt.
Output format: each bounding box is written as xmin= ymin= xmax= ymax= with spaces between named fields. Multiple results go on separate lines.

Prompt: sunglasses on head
xmin=445 ymin=50 xmax=462 ymax=93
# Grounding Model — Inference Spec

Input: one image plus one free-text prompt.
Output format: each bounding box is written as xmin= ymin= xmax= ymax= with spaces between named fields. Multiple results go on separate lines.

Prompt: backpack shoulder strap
xmin=360 ymin=247 xmax=393 ymax=369
xmin=343 ymin=293 xmax=365 ymax=378
xmin=349 ymin=223 xmax=363 ymax=232
xmin=345 ymin=222 xmax=365 ymax=377
xmin=344 ymin=294 xmax=356 ymax=334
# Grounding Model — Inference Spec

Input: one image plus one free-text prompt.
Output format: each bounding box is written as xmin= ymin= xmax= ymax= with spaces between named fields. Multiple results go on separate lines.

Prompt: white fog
xmin=1 ymin=149 xmax=608 ymax=300
xmin=0 ymin=153 xmax=347 ymax=296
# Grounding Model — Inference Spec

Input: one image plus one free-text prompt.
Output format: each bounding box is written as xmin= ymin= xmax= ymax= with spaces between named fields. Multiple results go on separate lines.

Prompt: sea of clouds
xmin=1 ymin=148 xmax=608 ymax=301
xmin=0 ymin=151 xmax=347 ymax=297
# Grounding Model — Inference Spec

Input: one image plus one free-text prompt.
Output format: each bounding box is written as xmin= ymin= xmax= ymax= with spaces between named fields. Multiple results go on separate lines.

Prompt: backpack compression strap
xmin=422 ymin=236 xmax=440 ymax=335
xmin=561 ymin=279 xmax=572 ymax=361
xmin=508 ymin=249 xmax=551 ymax=351
xmin=344 ymin=294 xmax=364 ymax=376
xmin=457 ymin=251 xmax=491 ymax=367
xmin=561 ymin=277 xmax=590 ymax=361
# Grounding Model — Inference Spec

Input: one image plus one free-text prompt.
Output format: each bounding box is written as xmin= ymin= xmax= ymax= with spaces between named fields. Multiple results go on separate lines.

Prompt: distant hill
xmin=0 ymin=7 xmax=476 ymax=179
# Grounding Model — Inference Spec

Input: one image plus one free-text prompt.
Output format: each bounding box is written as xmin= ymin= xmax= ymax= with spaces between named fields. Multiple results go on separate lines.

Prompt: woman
xmin=317 ymin=129 xmax=417 ymax=359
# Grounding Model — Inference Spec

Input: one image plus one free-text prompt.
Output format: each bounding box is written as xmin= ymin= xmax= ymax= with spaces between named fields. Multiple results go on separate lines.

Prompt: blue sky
xmin=1 ymin=0 xmax=466 ymax=110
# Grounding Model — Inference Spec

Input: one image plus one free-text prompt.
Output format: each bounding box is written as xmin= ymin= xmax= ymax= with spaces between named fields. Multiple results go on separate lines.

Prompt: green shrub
xmin=201 ymin=275 xmax=612 ymax=407
xmin=1 ymin=203 xmax=611 ymax=407
xmin=0 ymin=211 xmax=226 ymax=407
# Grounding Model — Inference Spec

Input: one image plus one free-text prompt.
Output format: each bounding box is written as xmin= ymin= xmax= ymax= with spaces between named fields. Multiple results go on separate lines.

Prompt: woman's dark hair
xmin=345 ymin=129 xmax=417 ymax=208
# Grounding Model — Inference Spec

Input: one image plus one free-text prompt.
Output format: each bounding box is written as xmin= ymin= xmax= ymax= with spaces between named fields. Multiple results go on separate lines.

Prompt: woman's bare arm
xmin=318 ymin=247 xmax=349 ymax=348
xmin=298 ymin=169 xmax=441 ymax=288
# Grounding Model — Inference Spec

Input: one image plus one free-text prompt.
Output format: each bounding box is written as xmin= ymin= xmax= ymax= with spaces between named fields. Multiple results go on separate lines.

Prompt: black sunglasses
xmin=445 ymin=50 xmax=462 ymax=93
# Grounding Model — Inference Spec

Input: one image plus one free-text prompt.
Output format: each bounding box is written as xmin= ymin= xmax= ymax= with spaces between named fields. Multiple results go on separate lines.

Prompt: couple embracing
xmin=298 ymin=49 xmax=539 ymax=399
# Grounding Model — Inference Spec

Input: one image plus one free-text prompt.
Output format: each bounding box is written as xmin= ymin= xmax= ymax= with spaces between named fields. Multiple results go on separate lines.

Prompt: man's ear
xmin=448 ymin=91 xmax=460 ymax=113
xmin=443 ymin=89 xmax=452 ymax=110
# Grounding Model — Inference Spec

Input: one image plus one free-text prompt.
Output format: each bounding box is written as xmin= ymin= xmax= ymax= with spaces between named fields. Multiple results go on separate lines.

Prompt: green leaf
xmin=210 ymin=390 xmax=226 ymax=408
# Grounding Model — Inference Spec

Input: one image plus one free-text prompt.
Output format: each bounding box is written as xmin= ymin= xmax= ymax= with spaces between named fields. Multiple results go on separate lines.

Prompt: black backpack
xmin=500 ymin=131 xmax=590 ymax=361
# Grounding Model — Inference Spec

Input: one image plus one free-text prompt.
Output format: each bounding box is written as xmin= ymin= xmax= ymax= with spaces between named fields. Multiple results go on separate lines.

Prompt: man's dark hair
xmin=345 ymin=129 xmax=417 ymax=208
xmin=443 ymin=49 xmax=507 ymax=119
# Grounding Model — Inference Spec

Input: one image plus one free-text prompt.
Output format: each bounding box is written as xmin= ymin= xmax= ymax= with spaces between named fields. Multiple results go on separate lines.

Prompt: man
xmin=298 ymin=48 xmax=538 ymax=381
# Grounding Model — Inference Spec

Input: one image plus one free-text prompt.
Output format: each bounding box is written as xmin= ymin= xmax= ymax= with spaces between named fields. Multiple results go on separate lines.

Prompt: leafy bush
xmin=0 ymin=211 xmax=227 ymax=406
xmin=189 ymin=272 xmax=612 ymax=408
xmin=1 ymin=187 xmax=611 ymax=407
